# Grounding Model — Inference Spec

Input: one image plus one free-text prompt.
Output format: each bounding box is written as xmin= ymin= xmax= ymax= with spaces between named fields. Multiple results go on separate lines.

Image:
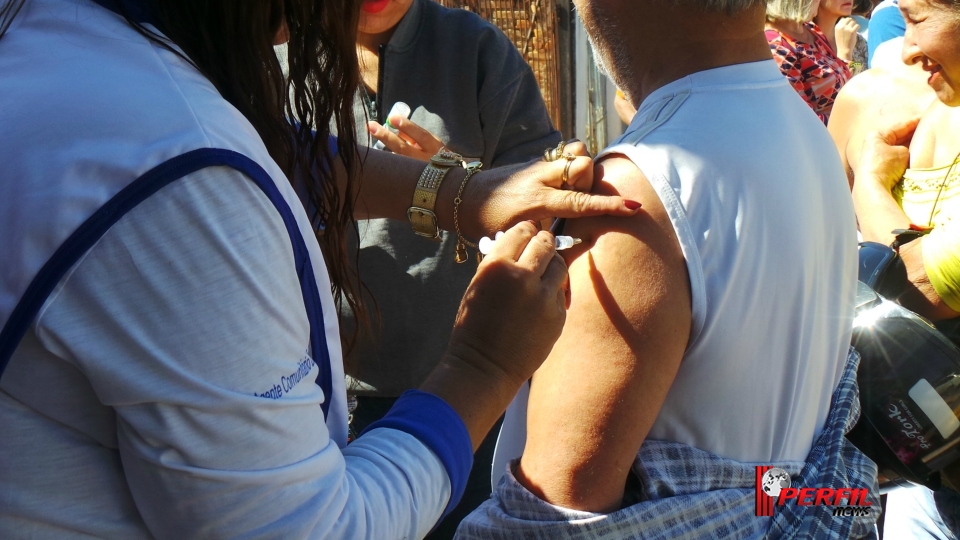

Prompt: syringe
xmin=478 ymin=232 xmax=581 ymax=255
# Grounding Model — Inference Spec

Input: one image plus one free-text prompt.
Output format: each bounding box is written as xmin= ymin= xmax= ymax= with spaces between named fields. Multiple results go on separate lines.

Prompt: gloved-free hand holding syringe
xmin=478 ymin=231 xmax=581 ymax=255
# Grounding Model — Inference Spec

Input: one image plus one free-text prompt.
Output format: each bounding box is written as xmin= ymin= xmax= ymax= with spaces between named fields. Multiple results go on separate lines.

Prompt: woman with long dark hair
xmin=0 ymin=0 xmax=639 ymax=536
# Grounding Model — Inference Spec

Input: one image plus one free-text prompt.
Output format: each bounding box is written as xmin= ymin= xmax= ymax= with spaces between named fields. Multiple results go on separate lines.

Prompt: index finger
xmin=487 ymin=221 xmax=540 ymax=262
xmin=393 ymin=117 xmax=443 ymax=152
xmin=518 ymin=230 xmax=559 ymax=276
xmin=546 ymin=189 xmax=642 ymax=218
xmin=367 ymin=120 xmax=408 ymax=154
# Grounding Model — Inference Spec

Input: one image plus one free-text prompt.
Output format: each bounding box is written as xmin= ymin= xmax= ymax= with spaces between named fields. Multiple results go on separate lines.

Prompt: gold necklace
xmin=926 ymin=149 xmax=960 ymax=227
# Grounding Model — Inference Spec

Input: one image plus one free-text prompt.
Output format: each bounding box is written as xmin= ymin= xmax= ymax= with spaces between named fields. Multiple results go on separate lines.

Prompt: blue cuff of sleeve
xmin=361 ymin=390 xmax=473 ymax=519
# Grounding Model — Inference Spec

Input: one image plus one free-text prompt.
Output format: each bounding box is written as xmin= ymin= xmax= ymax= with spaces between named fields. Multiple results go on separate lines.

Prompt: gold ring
xmin=562 ymin=154 xmax=576 ymax=185
xmin=556 ymin=140 xmax=566 ymax=156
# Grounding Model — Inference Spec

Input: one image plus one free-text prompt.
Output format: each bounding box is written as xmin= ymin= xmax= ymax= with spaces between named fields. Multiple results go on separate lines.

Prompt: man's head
xmin=575 ymin=0 xmax=768 ymax=105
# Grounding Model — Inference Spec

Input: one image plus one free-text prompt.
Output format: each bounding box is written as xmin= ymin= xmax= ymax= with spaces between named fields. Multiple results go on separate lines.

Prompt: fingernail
xmin=624 ymin=200 xmax=642 ymax=210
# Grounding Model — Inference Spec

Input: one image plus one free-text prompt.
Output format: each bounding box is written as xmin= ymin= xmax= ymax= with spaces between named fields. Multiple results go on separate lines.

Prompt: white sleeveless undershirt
xmin=494 ymin=61 xmax=857 ymax=485
xmin=608 ymin=60 xmax=857 ymax=463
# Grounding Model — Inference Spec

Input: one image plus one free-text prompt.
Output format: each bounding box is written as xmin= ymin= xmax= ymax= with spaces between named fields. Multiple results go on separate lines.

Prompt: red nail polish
xmin=624 ymin=200 xmax=642 ymax=210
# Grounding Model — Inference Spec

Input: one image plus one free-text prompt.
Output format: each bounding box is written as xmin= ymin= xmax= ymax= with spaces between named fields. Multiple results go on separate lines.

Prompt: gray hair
xmin=765 ymin=0 xmax=817 ymax=23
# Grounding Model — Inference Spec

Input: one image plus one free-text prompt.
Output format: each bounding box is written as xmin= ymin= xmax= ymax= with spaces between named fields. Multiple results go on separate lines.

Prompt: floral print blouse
xmin=766 ymin=22 xmax=852 ymax=124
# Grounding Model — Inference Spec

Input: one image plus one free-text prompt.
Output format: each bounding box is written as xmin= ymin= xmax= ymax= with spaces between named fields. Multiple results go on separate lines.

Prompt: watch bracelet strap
xmin=409 ymin=157 xmax=458 ymax=240
xmin=890 ymin=227 xmax=932 ymax=252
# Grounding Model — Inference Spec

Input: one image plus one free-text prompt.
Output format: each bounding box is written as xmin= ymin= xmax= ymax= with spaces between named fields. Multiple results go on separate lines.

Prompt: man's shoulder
xmin=629 ymin=81 xmax=812 ymax=150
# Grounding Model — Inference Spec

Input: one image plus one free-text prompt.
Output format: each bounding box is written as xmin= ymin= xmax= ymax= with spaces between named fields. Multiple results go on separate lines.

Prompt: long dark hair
xmin=0 ymin=0 xmax=368 ymax=343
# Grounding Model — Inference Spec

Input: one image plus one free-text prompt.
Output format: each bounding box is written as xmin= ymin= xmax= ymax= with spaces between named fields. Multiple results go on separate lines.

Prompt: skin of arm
xmin=853 ymin=118 xmax=960 ymax=320
xmin=515 ymin=156 xmax=692 ymax=512
xmin=421 ymin=222 xmax=570 ymax=450
xmin=827 ymin=70 xmax=871 ymax=187
xmin=827 ymin=67 xmax=937 ymax=188
xmin=342 ymin=143 xmax=638 ymax=241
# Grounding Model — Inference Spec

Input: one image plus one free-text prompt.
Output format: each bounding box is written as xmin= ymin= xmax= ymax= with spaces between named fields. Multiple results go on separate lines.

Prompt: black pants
xmin=350 ymin=396 xmax=503 ymax=540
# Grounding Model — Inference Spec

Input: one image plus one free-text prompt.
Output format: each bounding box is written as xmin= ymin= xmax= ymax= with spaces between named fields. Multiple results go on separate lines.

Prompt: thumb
xmin=547 ymin=189 xmax=642 ymax=218
xmin=877 ymin=117 xmax=921 ymax=146
xmin=890 ymin=145 xmax=911 ymax=163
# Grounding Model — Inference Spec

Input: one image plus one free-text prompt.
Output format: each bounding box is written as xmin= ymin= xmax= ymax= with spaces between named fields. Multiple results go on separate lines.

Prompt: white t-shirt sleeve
xmin=33 ymin=166 xmax=450 ymax=539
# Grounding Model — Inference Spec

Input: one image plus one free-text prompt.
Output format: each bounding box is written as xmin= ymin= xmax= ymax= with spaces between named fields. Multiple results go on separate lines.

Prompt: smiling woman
xmin=900 ymin=0 xmax=960 ymax=106
xmin=851 ymin=0 xmax=960 ymax=535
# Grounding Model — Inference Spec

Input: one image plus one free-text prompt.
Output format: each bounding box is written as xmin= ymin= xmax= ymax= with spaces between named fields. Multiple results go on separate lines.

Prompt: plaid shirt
xmin=455 ymin=349 xmax=879 ymax=539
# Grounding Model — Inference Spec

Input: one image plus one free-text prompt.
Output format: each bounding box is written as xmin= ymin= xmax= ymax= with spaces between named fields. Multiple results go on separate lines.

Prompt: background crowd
xmin=2 ymin=0 xmax=960 ymax=537
xmin=338 ymin=0 xmax=960 ymax=537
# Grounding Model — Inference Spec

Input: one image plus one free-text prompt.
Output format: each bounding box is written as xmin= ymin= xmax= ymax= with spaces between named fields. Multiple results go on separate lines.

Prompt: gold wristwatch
xmin=408 ymin=149 xmax=463 ymax=241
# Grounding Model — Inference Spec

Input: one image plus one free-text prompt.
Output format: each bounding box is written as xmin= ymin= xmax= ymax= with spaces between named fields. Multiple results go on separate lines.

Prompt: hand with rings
xmin=560 ymin=153 xmax=576 ymax=186
xmin=456 ymin=138 xmax=640 ymax=239
xmin=543 ymin=139 xmax=587 ymax=187
xmin=543 ymin=140 xmax=567 ymax=163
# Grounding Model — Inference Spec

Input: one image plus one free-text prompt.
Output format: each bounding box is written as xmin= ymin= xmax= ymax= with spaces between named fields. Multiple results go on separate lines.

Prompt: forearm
xmin=52 ymin=169 xmax=453 ymax=538
xmin=852 ymin=177 xmax=910 ymax=244
xmin=851 ymin=178 xmax=960 ymax=319
xmin=420 ymin=351 xmax=525 ymax=453
xmin=345 ymin=147 xmax=468 ymax=231
xmin=123 ymin=429 xmax=452 ymax=539
xmin=898 ymin=240 xmax=960 ymax=320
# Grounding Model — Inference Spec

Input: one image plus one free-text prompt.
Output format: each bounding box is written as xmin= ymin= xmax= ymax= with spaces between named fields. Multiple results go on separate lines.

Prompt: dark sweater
xmin=341 ymin=0 xmax=561 ymax=396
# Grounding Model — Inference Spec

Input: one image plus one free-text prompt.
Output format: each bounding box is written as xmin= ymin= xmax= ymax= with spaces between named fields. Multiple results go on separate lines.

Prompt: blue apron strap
xmin=0 ymin=148 xmax=334 ymax=418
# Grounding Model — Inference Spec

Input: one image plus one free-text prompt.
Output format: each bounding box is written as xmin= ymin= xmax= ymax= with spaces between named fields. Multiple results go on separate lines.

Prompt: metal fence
xmin=435 ymin=0 xmax=571 ymax=135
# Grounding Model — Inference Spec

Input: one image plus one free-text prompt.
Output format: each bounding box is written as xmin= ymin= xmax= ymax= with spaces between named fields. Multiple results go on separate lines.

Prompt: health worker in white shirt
xmin=0 ymin=0 xmax=643 ymax=538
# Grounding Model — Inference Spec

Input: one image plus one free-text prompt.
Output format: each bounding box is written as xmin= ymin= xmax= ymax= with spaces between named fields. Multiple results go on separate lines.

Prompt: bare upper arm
xmin=515 ymin=155 xmax=692 ymax=512
xmin=827 ymin=79 xmax=864 ymax=188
